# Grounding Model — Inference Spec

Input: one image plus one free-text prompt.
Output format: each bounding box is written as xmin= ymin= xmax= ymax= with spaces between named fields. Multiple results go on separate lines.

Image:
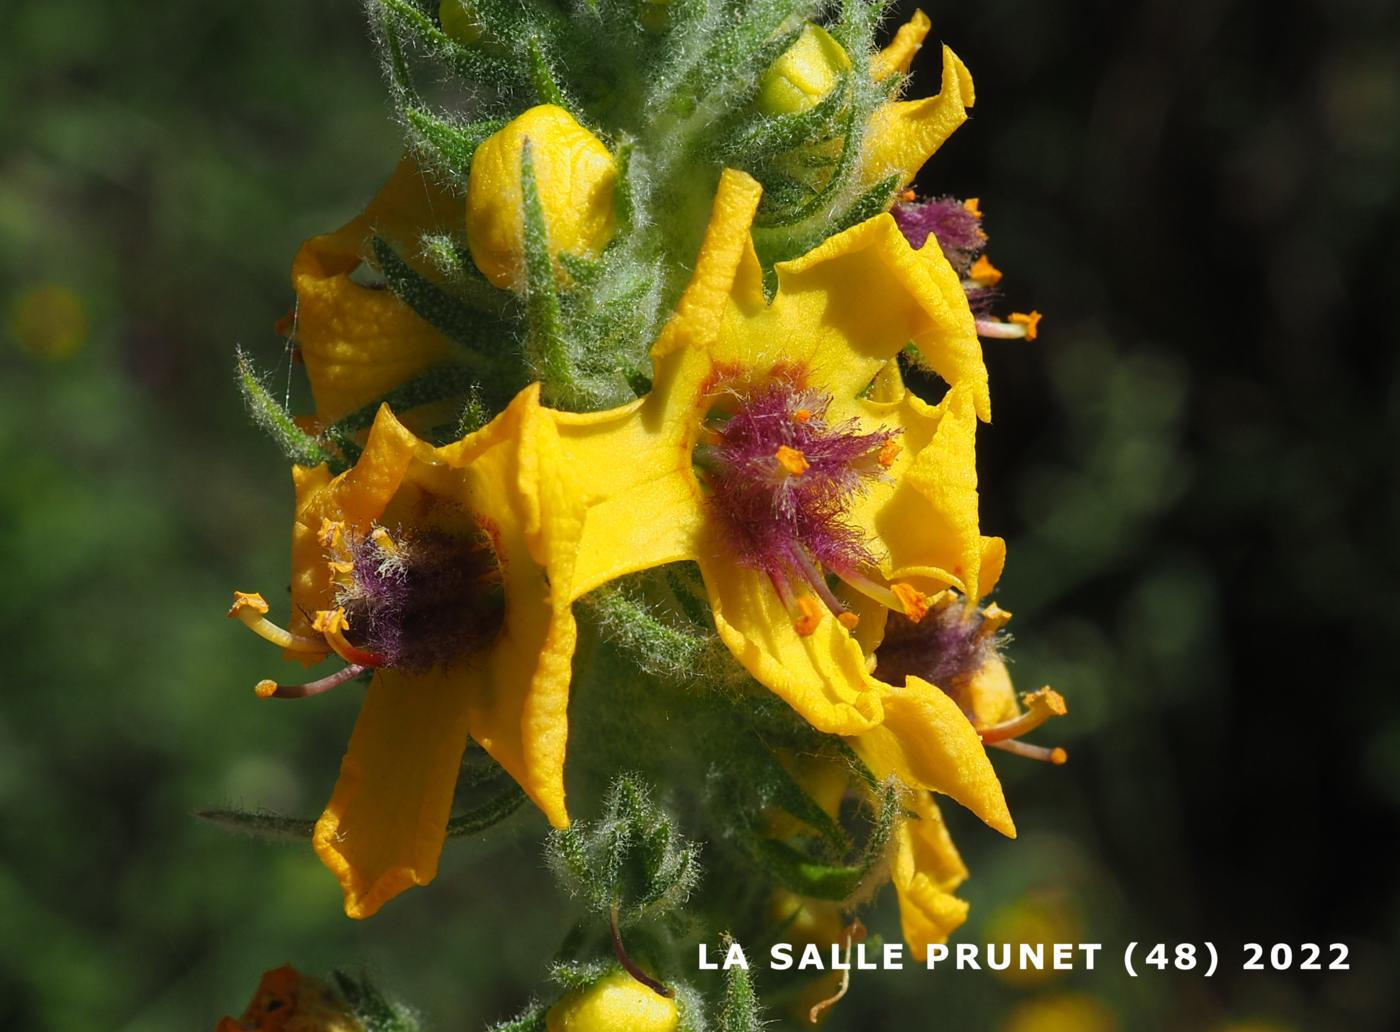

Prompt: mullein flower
xmin=551 ymin=167 xmax=991 ymax=739
xmin=229 ymin=386 xmax=580 ymax=917
xmin=466 ymin=104 xmax=618 ymax=290
xmin=215 ymin=966 xmax=362 ymax=1032
xmin=282 ymin=156 xmax=462 ymax=429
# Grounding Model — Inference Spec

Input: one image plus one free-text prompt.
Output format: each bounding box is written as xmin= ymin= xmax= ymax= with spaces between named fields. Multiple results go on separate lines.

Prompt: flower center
xmin=694 ymin=379 xmax=900 ymax=635
xmin=874 ymin=597 xmax=1068 ymax=763
xmin=326 ymin=520 xmax=505 ymax=673
xmin=229 ymin=506 xmax=504 ymax=699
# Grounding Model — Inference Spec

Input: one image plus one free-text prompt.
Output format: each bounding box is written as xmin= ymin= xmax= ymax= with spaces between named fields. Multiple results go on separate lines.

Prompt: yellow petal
xmin=852 ymin=675 xmax=1014 ymax=836
xmin=313 ymin=666 xmax=476 ymax=919
xmin=877 ymin=384 xmax=988 ymax=600
xmin=891 ymin=790 xmax=971 ymax=961
xmin=979 ymin=535 xmax=1007 ymax=598
xmin=700 ymin=538 xmax=883 ymax=735
xmin=862 ymin=44 xmax=975 ymax=190
xmin=290 ymin=157 xmax=462 ymax=426
xmin=289 ymin=405 xmax=424 ymax=640
xmin=872 ymin=8 xmax=932 ymax=82
xmin=651 ymin=169 xmax=766 ymax=361
xmin=552 ymin=394 xmax=704 ymax=601
xmin=440 ymin=387 xmax=579 ymax=829
xmin=757 ymin=213 xmax=986 ymax=413
xmin=967 ymin=653 xmax=1020 ymax=727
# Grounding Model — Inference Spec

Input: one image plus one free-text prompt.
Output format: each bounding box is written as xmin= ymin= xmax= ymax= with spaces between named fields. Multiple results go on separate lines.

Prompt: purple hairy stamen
xmin=891 ymin=196 xmax=985 ymax=275
xmin=336 ymin=524 xmax=504 ymax=672
xmin=701 ymin=381 xmax=898 ymax=619
xmin=873 ymin=605 xmax=1007 ymax=711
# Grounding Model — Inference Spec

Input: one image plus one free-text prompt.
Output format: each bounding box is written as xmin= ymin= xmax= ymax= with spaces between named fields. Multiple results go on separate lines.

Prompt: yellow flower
xmin=756 ymin=23 xmax=852 ymax=116
xmin=231 ymin=385 xmax=581 ymax=917
xmin=215 ymin=965 xmax=362 ymax=1032
xmin=546 ymin=970 xmax=679 ymax=1032
xmin=889 ymin=789 xmax=971 ymax=962
xmin=551 ymin=168 xmax=987 ymax=728
xmin=285 ymin=156 xmax=460 ymax=428
xmin=466 ymin=104 xmax=618 ymax=290
xmin=862 ymin=10 xmax=977 ymax=189
xmin=1002 ymin=994 xmax=1119 ymax=1032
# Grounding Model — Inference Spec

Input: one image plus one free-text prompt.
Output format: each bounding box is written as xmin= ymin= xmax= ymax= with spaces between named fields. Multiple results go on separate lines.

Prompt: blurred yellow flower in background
xmin=9 ymin=283 xmax=88 ymax=360
xmin=1003 ymin=993 xmax=1118 ymax=1032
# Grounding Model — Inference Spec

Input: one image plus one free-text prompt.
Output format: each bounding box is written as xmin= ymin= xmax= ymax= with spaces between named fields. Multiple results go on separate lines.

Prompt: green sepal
xmin=526 ymin=34 xmax=569 ymax=107
xmin=370 ymin=235 xmax=512 ymax=352
xmin=234 ymin=348 xmax=336 ymax=468
xmin=404 ymin=107 xmax=505 ymax=179
xmin=486 ymin=1003 xmax=548 ymax=1032
xmin=196 ymin=779 xmax=526 ymax=843
xmin=321 ymin=363 xmax=484 ymax=436
xmin=193 ymin=807 xmax=318 ymax=843
xmin=519 ymin=140 xmax=576 ymax=404
xmin=445 ymin=780 xmax=527 ymax=836
xmin=744 ymin=780 xmax=899 ymax=901
xmin=331 ymin=970 xmax=420 ymax=1032
xmin=717 ymin=74 xmax=852 ymax=164
xmin=557 ymin=251 xmax=606 ymax=287
xmin=546 ymin=773 xmax=700 ymax=923
xmin=717 ymin=935 xmax=763 ymax=1032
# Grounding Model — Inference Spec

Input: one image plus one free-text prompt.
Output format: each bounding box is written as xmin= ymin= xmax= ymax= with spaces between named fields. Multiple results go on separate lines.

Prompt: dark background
xmin=2 ymin=1 xmax=1397 ymax=1028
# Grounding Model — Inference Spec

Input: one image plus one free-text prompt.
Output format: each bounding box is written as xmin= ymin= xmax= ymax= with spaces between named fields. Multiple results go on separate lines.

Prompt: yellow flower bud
xmin=438 ymin=0 xmax=485 ymax=46
xmin=545 ymin=970 xmax=679 ymax=1032
xmin=756 ymin=23 xmax=852 ymax=115
xmin=466 ymin=105 xmax=618 ymax=290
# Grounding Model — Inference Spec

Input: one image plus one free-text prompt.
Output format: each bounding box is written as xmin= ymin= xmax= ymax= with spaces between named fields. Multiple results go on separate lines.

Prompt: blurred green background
xmin=2 ymin=0 xmax=1398 ymax=1029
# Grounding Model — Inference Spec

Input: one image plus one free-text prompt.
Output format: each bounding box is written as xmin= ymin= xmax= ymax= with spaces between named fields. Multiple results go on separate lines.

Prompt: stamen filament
xmin=228 ymin=592 xmax=328 ymax=654
xmin=257 ymin=663 xmax=366 ymax=700
xmin=976 ymin=311 xmax=1041 ymax=341
xmin=977 ymin=687 xmax=1067 ymax=743
xmin=314 ymin=609 xmax=386 ymax=668
xmin=990 ymin=739 xmax=1068 ymax=765
xmin=789 ymin=546 xmax=847 ymax=616
xmin=836 ymin=568 xmax=902 ymax=610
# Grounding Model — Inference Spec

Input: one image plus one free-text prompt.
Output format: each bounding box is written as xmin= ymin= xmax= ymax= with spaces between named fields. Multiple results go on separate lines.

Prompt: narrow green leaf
xmin=525 ymin=35 xmax=569 ymax=107
xmin=519 ymin=140 xmax=575 ymax=400
xmin=322 ymin=364 xmax=483 ymax=437
xmin=487 ymin=1005 xmax=548 ymax=1032
xmin=718 ymin=937 xmax=762 ymax=1032
xmin=444 ymin=781 xmax=528 ymax=836
xmin=404 ymin=108 xmax=506 ymax=179
xmin=195 ymin=807 xmax=315 ymax=842
xmin=234 ymin=348 xmax=335 ymax=467
xmin=332 ymin=970 xmax=420 ymax=1032
xmin=370 ymin=235 xmax=512 ymax=351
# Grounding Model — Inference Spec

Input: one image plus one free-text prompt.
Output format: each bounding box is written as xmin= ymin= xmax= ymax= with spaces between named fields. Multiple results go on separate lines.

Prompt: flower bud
xmin=545 ymin=970 xmax=679 ymax=1032
xmin=438 ymin=0 xmax=485 ymax=46
xmin=756 ymin=23 xmax=852 ymax=115
xmin=466 ymin=105 xmax=618 ymax=290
